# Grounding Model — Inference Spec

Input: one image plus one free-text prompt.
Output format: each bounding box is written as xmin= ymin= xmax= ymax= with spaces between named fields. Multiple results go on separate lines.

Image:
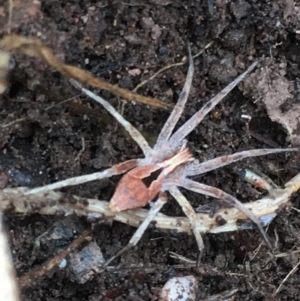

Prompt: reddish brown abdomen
xmin=109 ymin=174 xmax=150 ymax=212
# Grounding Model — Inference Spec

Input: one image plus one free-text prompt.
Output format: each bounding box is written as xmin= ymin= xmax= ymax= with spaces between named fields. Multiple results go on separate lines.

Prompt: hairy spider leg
xmin=167 ymin=61 xmax=259 ymax=149
xmin=180 ymin=178 xmax=273 ymax=249
xmin=26 ymin=79 xmax=153 ymax=196
xmin=169 ymin=187 xmax=205 ymax=259
xmin=25 ymin=159 xmax=139 ymax=195
xmin=186 ymin=148 xmax=299 ymax=176
xmin=71 ymin=80 xmax=152 ymax=157
xmin=155 ymin=45 xmax=194 ymax=150
xmin=104 ymin=193 xmax=168 ymax=267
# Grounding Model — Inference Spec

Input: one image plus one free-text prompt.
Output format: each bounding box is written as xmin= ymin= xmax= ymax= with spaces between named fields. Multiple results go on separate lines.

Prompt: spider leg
xmin=155 ymin=45 xmax=194 ymax=149
xmin=103 ymin=193 xmax=168 ymax=267
xmin=168 ymin=61 xmax=258 ymax=149
xmin=169 ymin=187 xmax=205 ymax=259
xmin=186 ymin=148 xmax=298 ymax=176
xmin=71 ymin=80 xmax=152 ymax=157
xmin=179 ymin=178 xmax=272 ymax=249
xmin=25 ymin=159 xmax=140 ymax=195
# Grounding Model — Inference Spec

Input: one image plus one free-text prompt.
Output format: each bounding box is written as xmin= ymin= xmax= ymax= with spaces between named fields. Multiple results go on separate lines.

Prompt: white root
xmin=1 ymin=172 xmax=300 ymax=235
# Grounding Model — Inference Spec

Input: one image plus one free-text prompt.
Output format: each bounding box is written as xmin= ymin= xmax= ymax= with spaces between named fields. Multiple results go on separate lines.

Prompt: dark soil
xmin=1 ymin=0 xmax=300 ymax=300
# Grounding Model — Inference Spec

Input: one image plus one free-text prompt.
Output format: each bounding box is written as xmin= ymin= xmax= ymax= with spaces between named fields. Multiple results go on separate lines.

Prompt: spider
xmin=26 ymin=47 xmax=296 ymax=266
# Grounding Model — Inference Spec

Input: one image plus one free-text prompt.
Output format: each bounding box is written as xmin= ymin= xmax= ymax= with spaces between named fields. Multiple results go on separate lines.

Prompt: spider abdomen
xmin=109 ymin=148 xmax=192 ymax=212
xmin=109 ymin=164 xmax=163 ymax=212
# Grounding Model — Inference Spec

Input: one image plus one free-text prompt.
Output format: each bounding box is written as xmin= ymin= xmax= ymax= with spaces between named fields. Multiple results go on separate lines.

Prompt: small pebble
xmin=159 ymin=275 xmax=197 ymax=301
xmin=68 ymin=241 xmax=105 ymax=284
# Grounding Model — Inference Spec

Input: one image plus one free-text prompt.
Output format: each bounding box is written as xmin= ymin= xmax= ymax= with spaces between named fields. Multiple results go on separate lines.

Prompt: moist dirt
xmin=1 ymin=1 xmax=300 ymax=300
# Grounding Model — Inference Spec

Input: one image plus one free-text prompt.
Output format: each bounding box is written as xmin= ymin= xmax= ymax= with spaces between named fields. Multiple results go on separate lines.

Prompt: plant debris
xmin=0 ymin=34 xmax=169 ymax=109
xmin=243 ymin=59 xmax=300 ymax=146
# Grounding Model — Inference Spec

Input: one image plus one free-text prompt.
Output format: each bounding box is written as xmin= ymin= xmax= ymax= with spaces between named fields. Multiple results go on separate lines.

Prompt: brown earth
xmin=1 ymin=0 xmax=300 ymax=300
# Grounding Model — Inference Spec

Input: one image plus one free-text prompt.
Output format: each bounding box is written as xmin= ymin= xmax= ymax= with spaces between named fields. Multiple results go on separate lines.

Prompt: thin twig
xmin=133 ymin=41 xmax=214 ymax=92
xmin=73 ymin=137 xmax=85 ymax=166
xmin=273 ymin=260 xmax=300 ymax=296
xmin=0 ymin=34 xmax=168 ymax=109
xmin=18 ymin=229 xmax=92 ymax=289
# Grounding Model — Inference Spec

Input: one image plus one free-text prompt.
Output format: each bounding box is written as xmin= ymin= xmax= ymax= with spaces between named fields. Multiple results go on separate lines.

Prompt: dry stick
xmin=18 ymin=229 xmax=92 ymax=289
xmin=0 ymin=213 xmax=20 ymax=301
xmin=0 ymin=34 xmax=168 ymax=109
xmin=133 ymin=41 xmax=214 ymax=92
xmin=1 ymin=171 xmax=300 ymax=236
xmin=0 ymin=188 xmax=290 ymax=233
xmin=273 ymin=249 xmax=300 ymax=259
xmin=273 ymin=260 xmax=300 ymax=296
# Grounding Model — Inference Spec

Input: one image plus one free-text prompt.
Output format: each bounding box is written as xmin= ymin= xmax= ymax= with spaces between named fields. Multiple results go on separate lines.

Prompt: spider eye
xmin=141 ymin=169 xmax=163 ymax=188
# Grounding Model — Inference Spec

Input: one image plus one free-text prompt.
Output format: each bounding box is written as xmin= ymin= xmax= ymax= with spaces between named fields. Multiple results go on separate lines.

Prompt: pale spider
xmin=27 ymin=48 xmax=296 ymax=265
